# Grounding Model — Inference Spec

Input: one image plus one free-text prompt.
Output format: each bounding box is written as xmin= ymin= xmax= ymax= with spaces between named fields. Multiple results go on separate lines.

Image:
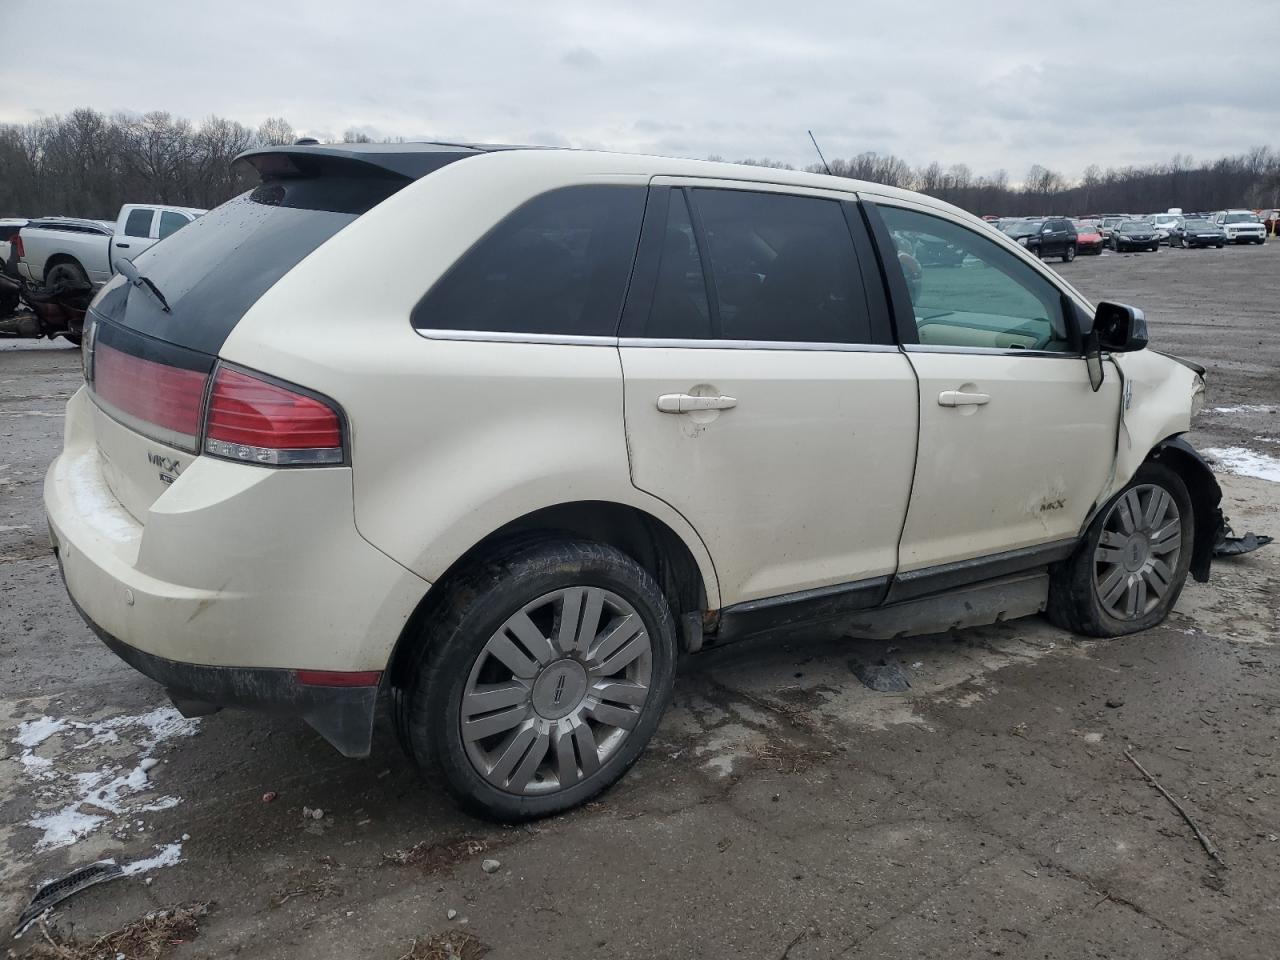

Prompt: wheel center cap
xmin=532 ymin=660 xmax=589 ymax=720
xmin=1123 ymin=533 xmax=1150 ymax=572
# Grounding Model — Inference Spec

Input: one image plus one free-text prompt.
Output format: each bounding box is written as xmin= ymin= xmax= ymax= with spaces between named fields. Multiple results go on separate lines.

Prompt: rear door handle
xmin=657 ymin=394 xmax=738 ymax=414
xmin=115 ymin=242 xmax=130 ymax=248
xmin=938 ymin=390 xmax=990 ymax=407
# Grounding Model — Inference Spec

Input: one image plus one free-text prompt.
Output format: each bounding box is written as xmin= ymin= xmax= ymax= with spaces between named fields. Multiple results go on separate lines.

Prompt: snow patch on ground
xmin=1203 ymin=447 xmax=1280 ymax=483
xmin=122 ymin=841 xmax=184 ymax=876
xmin=1207 ymin=404 xmax=1275 ymax=415
xmin=9 ymin=706 xmax=200 ymax=850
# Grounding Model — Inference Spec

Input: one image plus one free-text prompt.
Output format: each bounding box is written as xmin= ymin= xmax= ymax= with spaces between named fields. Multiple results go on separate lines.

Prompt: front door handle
xmin=657 ymin=394 xmax=738 ymax=414
xmin=938 ymin=390 xmax=991 ymax=407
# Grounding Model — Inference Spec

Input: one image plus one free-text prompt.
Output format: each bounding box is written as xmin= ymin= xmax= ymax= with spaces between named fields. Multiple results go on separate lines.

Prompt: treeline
xmin=3 ymin=107 xmax=1279 ymax=220
xmin=725 ymin=149 xmax=1280 ymax=215
xmin=0 ymin=109 xmax=306 ymax=219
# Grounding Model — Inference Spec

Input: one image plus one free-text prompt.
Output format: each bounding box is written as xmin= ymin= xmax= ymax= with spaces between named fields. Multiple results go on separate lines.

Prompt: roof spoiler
xmin=233 ymin=142 xmax=489 ymax=183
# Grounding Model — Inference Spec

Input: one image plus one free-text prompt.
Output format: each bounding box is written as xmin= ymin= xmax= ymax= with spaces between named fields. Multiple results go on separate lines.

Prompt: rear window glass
xmin=124 ymin=209 xmax=154 ymax=238
xmin=157 ymin=210 xmax=189 ymax=239
xmin=689 ymin=188 xmax=871 ymax=344
xmin=92 ymin=190 xmax=363 ymax=355
xmin=413 ymin=185 xmax=646 ymax=337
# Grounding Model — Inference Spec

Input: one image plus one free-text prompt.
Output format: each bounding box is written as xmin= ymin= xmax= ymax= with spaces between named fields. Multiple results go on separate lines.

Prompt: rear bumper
xmin=44 ymin=387 xmax=432 ymax=753
xmin=63 ymin=578 xmax=380 ymax=756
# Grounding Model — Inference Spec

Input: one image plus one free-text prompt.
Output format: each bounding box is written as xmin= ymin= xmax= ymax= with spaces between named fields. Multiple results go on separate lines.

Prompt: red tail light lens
xmin=92 ymin=340 xmax=208 ymax=450
xmin=204 ymin=366 xmax=344 ymax=466
xmin=13 ymin=235 xmax=24 ymax=259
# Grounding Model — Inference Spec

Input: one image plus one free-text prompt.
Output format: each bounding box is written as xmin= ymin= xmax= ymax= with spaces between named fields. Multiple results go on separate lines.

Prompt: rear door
xmin=865 ymin=200 xmax=1121 ymax=599
xmin=114 ymin=207 xmax=157 ymax=265
xmin=618 ymin=181 xmax=918 ymax=609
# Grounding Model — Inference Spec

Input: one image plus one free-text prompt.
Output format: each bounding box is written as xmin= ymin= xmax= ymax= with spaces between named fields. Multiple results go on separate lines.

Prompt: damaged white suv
xmin=46 ymin=143 xmax=1225 ymax=820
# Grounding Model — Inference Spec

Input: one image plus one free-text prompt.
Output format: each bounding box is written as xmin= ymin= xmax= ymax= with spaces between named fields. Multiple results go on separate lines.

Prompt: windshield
xmin=1224 ymin=213 xmax=1260 ymax=224
xmin=1119 ymin=220 xmax=1148 ymax=231
xmin=1003 ymin=220 xmax=1044 ymax=237
xmin=1183 ymin=219 xmax=1212 ymax=229
xmin=1073 ymin=222 xmax=1098 ymax=232
xmin=1151 ymin=215 xmax=1178 ymax=224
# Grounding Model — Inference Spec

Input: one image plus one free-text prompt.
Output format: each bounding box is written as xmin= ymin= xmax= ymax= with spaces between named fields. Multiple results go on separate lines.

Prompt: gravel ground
xmin=0 ymin=242 xmax=1277 ymax=959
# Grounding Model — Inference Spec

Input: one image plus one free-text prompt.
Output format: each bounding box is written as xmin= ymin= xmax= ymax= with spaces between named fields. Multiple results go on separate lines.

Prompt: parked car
xmin=1147 ymin=213 xmax=1183 ymax=244
xmin=1213 ymin=210 xmax=1266 ymax=244
xmin=1169 ymin=218 xmax=1227 ymax=248
xmin=1098 ymin=215 xmax=1129 ymax=241
xmin=1072 ymin=220 xmax=1105 ymax=254
xmin=0 ymin=218 xmax=27 ymax=272
xmin=15 ymin=203 xmax=205 ymax=290
xmin=1000 ymin=217 xmax=1078 ymax=261
xmin=1261 ymin=210 xmax=1279 ymax=236
xmin=46 ymin=142 xmax=1224 ymax=819
xmin=1111 ymin=220 xmax=1160 ymax=252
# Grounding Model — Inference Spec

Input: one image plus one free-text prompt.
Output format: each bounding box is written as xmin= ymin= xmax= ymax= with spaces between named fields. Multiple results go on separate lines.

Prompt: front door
xmin=868 ymin=201 xmax=1121 ymax=593
xmin=619 ymin=183 xmax=919 ymax=608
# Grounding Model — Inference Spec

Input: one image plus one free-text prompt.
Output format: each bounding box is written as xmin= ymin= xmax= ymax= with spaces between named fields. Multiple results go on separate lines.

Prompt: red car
xmin=1072 ymin=220 xmax=1105 ymax=254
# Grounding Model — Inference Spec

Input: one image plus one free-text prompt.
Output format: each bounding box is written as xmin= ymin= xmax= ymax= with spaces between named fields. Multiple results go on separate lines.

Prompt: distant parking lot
xmin=1 ymin=243 xmax=1277 ymax=959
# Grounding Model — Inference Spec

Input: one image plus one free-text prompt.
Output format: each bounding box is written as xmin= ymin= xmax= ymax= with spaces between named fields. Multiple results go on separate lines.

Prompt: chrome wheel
xmin=460 ymin=587 xmax=653 ymax=796
xmin=1092 ymin=484 xmax=1182 ymax=621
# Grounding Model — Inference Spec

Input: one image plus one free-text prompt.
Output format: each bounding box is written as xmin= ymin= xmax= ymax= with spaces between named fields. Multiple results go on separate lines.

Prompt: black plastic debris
xmin=849 ymin=659 xmax=912 ymax=693
xmin=13 ymin=861 xmax=123 ymax=937
xmin=1214 ymin=529 xmax=1273 ymax=557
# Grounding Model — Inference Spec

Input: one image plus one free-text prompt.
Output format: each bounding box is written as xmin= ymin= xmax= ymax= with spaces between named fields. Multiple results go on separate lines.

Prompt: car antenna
xmin=808 ymin=129 xmax=833 ymax=176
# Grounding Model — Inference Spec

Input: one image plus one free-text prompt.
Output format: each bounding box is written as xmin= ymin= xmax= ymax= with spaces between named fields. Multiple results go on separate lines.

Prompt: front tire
xmin=394 ymin=539 xmax=678 ymax=821
xmin=1047 ymin=462 xmax=1194 ymax=637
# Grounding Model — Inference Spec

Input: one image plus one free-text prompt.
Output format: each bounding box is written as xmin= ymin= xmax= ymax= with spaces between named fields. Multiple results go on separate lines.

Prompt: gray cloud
xmin=1 ymin=0 xmax=1277 ymax=180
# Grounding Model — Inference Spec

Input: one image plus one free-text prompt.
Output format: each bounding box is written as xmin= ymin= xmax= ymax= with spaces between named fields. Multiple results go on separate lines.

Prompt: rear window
xmin=412 ymin=185 xmax=646 ymax=338
xmin=90 ymin=182 xmax=382 ymax=355
xmin=124 ymin=208 xmax=154 ymax=238
xmin=157 ymin=210 xmax=190 ymax=239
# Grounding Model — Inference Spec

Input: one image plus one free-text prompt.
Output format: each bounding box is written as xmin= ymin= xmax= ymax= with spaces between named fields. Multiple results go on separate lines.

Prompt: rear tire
xmin=1063 ymin=244 xmax=1076 ymax=263
xmin=44 ymin=260 xmax=89 ymax=289
xmin=1046 ymin=462 xmax=1194 ymax=638
xmin=393 ymin=539 xmax=678 ymax=821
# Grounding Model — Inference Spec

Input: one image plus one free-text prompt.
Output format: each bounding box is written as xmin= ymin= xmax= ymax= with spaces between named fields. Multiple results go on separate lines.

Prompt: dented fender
xmin=1087 ymin=350 xmax=1221 ymax=582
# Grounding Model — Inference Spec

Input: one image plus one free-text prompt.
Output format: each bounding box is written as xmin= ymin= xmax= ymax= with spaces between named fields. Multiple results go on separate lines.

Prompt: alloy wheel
xmin=460 ymin=587 xmax=653 ymax=796
xmin=1092 ymin=484 xmax=1182 ymax=621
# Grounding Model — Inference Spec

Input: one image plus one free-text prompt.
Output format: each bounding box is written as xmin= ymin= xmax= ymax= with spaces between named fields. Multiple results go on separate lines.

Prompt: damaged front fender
xmin=1149 ymin=437 xmax=1223 ymax=583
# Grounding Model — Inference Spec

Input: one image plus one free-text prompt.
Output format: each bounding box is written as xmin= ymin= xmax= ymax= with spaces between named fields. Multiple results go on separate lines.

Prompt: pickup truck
xmin=15 ymin=203 xmax=205 ymax=289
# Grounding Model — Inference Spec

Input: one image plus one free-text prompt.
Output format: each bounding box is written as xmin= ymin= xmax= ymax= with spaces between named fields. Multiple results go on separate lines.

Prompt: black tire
xmin=61 ymin=333 xmax=82 ymax=346
xmin=1217 ymin=242 xmax=1224 ymax=248
xmin=45 ymin=259 xmax=89 ymax=289
xmin=393 ymin=539 xmax=678 ymax=821
xmin=1046 ymin=462 xmax=1194 ymax=638
xmin=1062 ymin=244 xmax=1076 ymax=263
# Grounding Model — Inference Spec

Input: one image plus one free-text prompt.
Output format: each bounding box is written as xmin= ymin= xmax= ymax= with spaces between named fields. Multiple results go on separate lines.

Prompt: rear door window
xmin=124 ymin=208 xmax=155 ymax=238
xmin=157 ymin=211 xmax=190 ymax=239
xmin=688 ymin=188 xmax=872 ymax=344
xmin=413 ymin=185 xmax=646 ymax=337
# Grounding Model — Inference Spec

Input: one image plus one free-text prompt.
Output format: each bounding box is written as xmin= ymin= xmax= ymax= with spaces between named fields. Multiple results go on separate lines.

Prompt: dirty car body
xmin=45 ymin=143 xmax=1227 ymax=819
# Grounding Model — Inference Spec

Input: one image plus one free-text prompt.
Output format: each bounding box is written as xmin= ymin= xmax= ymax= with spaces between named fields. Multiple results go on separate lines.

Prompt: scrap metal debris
xmin=1124 ymin=747 xmax=1226 ymax=868
xmin=849 ymin=659 xmax=912 ymax=693
xmin=13 ymin=861 xmax=123 ymax=937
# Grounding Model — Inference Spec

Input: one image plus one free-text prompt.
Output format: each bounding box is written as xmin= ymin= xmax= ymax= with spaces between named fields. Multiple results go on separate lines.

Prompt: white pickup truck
xmin=15 ymin=203 xmax=206 ymax=289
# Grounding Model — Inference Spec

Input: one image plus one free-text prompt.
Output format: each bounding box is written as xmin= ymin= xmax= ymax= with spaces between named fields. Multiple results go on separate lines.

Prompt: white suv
xmin=1213 ymin=210 xmax=1267 ymax=244
xmin=45 ymin=143 xmax=1225 ymax=820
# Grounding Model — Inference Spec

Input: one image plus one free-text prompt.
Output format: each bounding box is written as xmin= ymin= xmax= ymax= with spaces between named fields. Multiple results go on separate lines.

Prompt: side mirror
xmin=1094 ymin=301 xmax=1148 ymax=352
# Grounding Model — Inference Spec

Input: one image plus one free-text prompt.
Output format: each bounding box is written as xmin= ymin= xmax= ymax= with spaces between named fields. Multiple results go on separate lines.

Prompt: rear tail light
xmin=92 ymin=340 xmax=209 ymax=451
xmin=13 ymin=235 xmax=24 ymax=259
xmin=204 ymin=365 xmax=344 ymax=466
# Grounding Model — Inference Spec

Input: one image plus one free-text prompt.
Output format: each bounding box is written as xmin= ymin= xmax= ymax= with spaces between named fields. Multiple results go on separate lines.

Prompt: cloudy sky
xmin=4 ymin=0 xmax=1278 ymax=180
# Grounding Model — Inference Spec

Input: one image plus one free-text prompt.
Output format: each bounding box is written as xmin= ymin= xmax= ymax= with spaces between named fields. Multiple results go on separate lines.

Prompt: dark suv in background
xmin=1000 ymin=218 xmax=1078 ymax=262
